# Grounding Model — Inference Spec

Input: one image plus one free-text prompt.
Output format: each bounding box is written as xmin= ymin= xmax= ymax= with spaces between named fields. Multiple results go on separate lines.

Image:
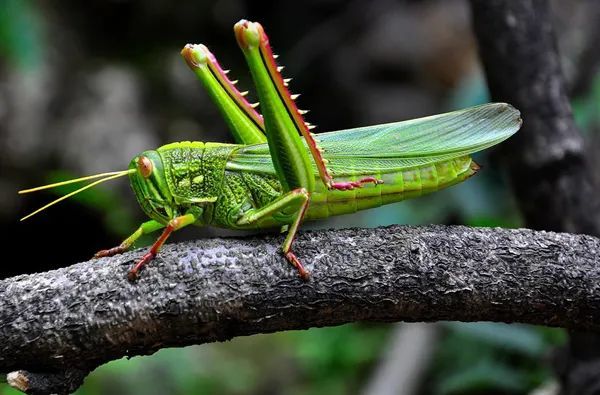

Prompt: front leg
xmin=94 ymin=219 xmax=165 ymax=258
xmin=234 ymin=20 xmax=382 ymax=191
xmin=127 ymin=212 xmax=198 ymax=281
xmin=237 ymin=188 xmax=310 ymax=279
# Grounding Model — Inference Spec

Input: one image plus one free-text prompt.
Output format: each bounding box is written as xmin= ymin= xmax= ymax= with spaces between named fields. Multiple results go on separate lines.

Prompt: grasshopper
xmin=20 ymin=20 xmax=521 ymax=281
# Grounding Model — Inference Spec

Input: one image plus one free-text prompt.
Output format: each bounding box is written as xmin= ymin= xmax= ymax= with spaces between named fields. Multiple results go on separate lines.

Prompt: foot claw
xmin=127 ymin=252 xmax=155 ymax=282
xmin=285 ymin=251 xmax=310 ymax=281
xmin=127 ymin=270 xmax=139 ymax=282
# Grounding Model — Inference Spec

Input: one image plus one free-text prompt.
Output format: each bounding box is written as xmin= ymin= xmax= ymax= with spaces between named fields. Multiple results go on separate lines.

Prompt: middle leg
xmin=94 ymin=219 xmax=165 ymax=258
xmin=127 ymin=212 xmax=197 ymax=281
xmin=237 ymin=188 xmax=310 ymax=279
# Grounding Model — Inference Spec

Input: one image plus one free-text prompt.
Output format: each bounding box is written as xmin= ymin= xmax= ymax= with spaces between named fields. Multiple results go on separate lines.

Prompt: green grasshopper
xmin=20 ymin=20 xmax=521 ymax=281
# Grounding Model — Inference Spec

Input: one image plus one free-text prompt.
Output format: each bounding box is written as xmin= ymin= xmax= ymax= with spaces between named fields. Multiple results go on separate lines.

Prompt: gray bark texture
xmin=2 ymin=225 xmax=600 ymax=394
xmin=470 ymin=1 xmax=600 ymax=394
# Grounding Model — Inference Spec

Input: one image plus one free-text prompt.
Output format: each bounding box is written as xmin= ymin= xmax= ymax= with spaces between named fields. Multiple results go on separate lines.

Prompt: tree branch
xmin=2 ymin=225 xmax=600 ymax=394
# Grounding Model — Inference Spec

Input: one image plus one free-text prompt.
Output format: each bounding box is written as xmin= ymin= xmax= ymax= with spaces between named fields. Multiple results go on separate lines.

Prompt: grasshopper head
xmin=129 ymin=150 xmax=175 ymax=223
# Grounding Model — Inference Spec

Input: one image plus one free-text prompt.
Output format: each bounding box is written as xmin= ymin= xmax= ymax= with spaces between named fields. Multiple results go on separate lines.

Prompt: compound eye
xmin=137 ymin=156 xmax=153 ymax=178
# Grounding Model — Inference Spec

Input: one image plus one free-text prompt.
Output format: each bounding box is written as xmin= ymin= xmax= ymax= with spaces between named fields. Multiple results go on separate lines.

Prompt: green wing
xmin=226 ymin=103 xmax=521 ymax=176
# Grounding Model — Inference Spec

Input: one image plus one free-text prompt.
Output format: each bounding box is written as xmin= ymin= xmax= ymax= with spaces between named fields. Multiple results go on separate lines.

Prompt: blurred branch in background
xmin=470 ymin=0 xmax=598 ymax=234
xmin=361 ymin=323 xmax=440 ymax=395
xmin=2 ymin=224 xmax=600 ymax=395
xmin=567 ymin=0 xmax=600 ymax=98
xmin=470 ymin=0 xmax=600 ymax=394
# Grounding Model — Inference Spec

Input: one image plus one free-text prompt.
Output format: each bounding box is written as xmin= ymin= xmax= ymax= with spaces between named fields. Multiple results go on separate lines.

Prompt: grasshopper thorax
xmin=129 ymin=150 xmax=176 ymax=224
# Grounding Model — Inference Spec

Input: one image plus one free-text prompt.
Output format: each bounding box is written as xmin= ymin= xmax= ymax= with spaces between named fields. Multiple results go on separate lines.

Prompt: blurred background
xmin=1 ymin=0 xmax=599 ymax=394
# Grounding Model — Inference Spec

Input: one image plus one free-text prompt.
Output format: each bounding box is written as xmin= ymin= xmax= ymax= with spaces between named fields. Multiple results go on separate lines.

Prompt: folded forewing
xmin=227 ymin=103 xmax=521 ymax=176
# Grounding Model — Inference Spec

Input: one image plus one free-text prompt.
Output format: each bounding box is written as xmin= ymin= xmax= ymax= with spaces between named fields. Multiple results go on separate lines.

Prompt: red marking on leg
xmin=330 ymin=176 xmax=383 ymax=191
xmin=281 ymin=190 xmax=311 ymax=280
xmin=285 ymin=251 xmax=310 ymax=281
xmin=181 ymin=43 xmax=264 ymax=130
xmin=94 ymin=245 xmax=128 ymax=258
xmin=237 ymin=21 xmax=384 ymax=192
xmin=203 ymin=46 xmax=264 ymax=128
xmin=252 ymin=23 xmax=334 ymax=186
xmin=127 ymin=223 xmax=174 ymax=281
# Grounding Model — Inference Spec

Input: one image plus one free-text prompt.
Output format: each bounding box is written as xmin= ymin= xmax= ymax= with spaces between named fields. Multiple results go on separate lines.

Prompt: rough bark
xmin=470 ymin=1 xmax=600 ymax=393
xmin=2 ymin=225 xmax=600 ymax=394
